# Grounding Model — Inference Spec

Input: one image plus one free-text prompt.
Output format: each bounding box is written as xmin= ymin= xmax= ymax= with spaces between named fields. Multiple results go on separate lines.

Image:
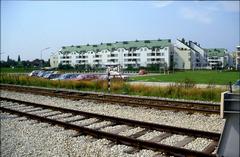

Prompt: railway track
xmin=0 ymin=97 xmax=220 ymax=157
xmin=0 ymin=84 xmax=220 ymax=114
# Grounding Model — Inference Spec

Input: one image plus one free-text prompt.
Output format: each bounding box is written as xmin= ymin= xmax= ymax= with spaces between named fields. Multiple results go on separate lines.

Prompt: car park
xmin=51 ymin=73 xmax=79 ymax=80
xmin=44 ymin=73 xmax=61 ymax=79
xmin=36 ymin=70 xmax=46 ymax=77
xmin=72 ymin=74 xmax=98 ymax=80
xmin=42 ymin=71 xmax=54 ymax=78
xmin=28 ymin=70 xmax=41 ymax=77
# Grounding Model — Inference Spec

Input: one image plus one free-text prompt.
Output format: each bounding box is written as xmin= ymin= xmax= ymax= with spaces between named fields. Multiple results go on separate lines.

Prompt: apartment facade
xmin=50 ymin=38 xmax=233 ymax=70
xmin=205 ymin=48 xmax=230 ymax=69
xmin=173 ymin=39 xmax=207 ymax=70
xmin=236 ymin=46 xmax=240 ymax=70
xmin=50 ymin=39 xmax=173 ymax=69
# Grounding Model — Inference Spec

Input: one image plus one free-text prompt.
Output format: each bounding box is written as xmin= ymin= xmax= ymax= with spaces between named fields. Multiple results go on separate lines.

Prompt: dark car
xmin=41 ymin=71 xmax=54 ymax=78
xmin=37 ymin=70 xmax=46 ymax=77
xmin=45 ymin=73 xmax=61 ymax=79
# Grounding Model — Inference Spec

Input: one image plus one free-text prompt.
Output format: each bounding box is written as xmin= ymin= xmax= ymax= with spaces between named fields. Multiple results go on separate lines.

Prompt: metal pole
xmin=107 ymin=68 xmax=111 ymax=93
xmin=229 ymin=82 xmax=232 ymax=93
xmin=40 ymin=47 xmax=50 ymax=69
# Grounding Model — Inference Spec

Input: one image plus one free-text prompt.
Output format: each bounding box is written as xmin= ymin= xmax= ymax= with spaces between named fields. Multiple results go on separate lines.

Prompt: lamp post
xmin=40 ymin=47 xmax=50 ymax=68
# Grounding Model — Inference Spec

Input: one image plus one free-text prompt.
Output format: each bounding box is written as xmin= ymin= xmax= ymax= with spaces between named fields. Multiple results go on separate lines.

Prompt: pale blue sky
xmin=1 ymin=1 xmax=239 ymax=61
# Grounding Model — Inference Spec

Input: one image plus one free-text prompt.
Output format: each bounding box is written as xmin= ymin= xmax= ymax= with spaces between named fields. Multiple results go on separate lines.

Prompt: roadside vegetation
xmin=0 ymin=67 xmax=39 ymax=73
xmin=129 ymin=70 xmax=239 ymax=85
xmin=0 ymin=74 xmax=226 ymax=102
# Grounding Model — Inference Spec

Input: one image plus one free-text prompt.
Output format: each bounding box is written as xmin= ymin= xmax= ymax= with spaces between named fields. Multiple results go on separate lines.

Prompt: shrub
xmin=183 ymin=78 xmax=196 ymax=88
xmin=0 ymin=74 xmax=225 ymax=102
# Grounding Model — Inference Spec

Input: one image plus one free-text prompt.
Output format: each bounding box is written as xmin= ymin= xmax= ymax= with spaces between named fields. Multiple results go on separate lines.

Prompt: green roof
xmin=59 ymin=39 xmax=171 ymax=54
xmin=206 ymin=48 xmax=226 ymax=57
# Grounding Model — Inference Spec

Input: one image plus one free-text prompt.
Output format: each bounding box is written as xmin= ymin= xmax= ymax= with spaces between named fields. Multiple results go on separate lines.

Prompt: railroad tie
xmin=110 ymin=125 xmax=132 ymax=134
xmin=124 ymin=129 xmax=149 ymax=154
xmin=25 ymin=108 xmax=44 ymax=113
xmin=202 ymin=140 xmax=218 ymax=154
xmin=78 ymin=119 xmax=102 ymax=127
xmin=43 ymin=112 xmax=63 ymax=118
xmin=65 ymin=117 xmax=89 ymax=123
xmin=174 ymin=136 xmax=195 ymax=147
xmin=106 ymin=126 xmax=133 ymax=148
xmin=128 ymin=129 xmax=149 ymax=138
xmin=94 ymin=123 xmax=116 ymax=130
xmin=149 ymin=132 xmax=172 ymax=143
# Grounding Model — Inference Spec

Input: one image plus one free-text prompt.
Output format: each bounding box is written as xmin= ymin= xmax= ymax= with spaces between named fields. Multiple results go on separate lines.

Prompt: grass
xmin=0 ymin=74 xmax=227 ymax=102
xmin=0 ymin=67 xmax=38 ymax=73
xmin=129 ymin=70 xmax=239 ymax=85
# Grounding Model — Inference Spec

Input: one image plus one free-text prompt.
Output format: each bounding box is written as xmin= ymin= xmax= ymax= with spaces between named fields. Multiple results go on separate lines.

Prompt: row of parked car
xmin=28 ymin=70 xmax=129 ymax=81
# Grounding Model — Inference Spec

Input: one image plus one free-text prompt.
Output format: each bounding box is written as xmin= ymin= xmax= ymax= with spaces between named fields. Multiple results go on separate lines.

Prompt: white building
xmin=173 ymin=39 xmax=207 ymax=70
xmin=205 ymin=48 xmax=230 ymax=69
xmin=50 ymin=39 xmax=173 ymax=69
xmin=50 ymin=38 xmax=233 ymax=71
xmin=236 ymin=46 xmax=240 ymax=70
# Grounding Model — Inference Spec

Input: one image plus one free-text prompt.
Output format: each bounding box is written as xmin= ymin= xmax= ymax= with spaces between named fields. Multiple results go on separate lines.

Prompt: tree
xmin=58 ymin=63 xmax=74 ymax=70
xmin=7 ymin=55 xmax=10 ymax=62
xmin=17 ymin=55 xmax=21 ymax=62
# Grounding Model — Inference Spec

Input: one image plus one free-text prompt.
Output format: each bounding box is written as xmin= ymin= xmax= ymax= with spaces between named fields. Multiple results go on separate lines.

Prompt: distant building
xmin=173 ymin=39 xmax=207 ymax=70
xmin=50 ymin=38 xmax=233 ymax=71
xmin=50 ymin=39 xmax=174 ymax=69
xmin=50 ymin=53 xmax=59 ymax=68
xmin=236 ymin=46 xmax=240 ymax=70
xmin=205 ymin=48 xmax=231 ymax=69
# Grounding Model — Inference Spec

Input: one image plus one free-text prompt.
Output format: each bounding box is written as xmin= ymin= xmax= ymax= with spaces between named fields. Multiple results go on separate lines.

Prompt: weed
xmin=0 ymin=74 xmax=225 ymax=102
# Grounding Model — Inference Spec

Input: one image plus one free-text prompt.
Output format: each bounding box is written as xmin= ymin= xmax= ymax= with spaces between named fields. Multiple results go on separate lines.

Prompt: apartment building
xmin=50 ymin=39 xmax=173 ymax=69
xmin=236 ymin=46 xmax=240 ymax=70
xmin=50 ymin=53 xmax=59 ymax=68
xmin=173 ymin=39 xmax=207 ymax=70
xmin=205 ymin=48 xmax=230 ymax=69
xmin=50 ymin=38 xmax=233 ymax=70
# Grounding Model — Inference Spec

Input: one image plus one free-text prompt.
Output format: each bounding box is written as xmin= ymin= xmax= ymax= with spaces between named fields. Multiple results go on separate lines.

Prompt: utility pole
xmin=40 ymin=47 xmax=50 ymax=69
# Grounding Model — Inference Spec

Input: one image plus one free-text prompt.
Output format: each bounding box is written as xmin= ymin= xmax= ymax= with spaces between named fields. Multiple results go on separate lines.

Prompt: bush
xmin=0 ymin=74 xmax=225 ymax=102
xmin=182 ymin=78 xmax=196 ymax=88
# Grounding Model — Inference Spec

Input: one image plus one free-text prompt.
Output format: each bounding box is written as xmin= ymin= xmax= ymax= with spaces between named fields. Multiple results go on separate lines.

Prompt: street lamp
xmin=40 ymin=47 xmax=50 ymax=68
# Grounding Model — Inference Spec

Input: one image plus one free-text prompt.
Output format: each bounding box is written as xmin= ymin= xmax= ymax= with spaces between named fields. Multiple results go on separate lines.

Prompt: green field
xmin=0 ymin=67 xmax=38 ymax=73
xmin=129 ymin=70 xmax=239 ymax=85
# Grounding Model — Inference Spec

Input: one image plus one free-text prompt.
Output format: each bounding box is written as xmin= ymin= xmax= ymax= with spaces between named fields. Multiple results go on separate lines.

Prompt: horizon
xmin=1 ymin=1 xmax=239 ymax=61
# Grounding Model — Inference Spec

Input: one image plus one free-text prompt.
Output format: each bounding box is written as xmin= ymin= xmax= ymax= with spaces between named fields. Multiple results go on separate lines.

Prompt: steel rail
xmin=0 ymin=84 xmax=220 ymax=114
xmin=0 ymin=105 xmax=217 ymax=157
xmin=0 ymin=97 xmax=220 ymax=140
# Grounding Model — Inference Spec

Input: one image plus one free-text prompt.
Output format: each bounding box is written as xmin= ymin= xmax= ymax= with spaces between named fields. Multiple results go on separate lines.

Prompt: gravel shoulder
xmin=0 ymin=90 xmax=224 ymax=133
xmin=1 ymin=112 xmax=159 ymax=157
xmin=1 ymin=90 xmax=224 ymax=156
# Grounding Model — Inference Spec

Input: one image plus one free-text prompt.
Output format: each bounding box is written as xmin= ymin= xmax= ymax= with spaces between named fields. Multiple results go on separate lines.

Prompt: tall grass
xmin=0 ymin=74 xmax=225 ymax=102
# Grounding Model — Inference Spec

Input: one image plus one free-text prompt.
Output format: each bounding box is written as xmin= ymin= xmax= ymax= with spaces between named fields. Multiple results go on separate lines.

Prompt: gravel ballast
xmin=1 ymin=90 xmax=224 ymax=156
xmin=1 ymin=113 xmax=159 ymax=157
